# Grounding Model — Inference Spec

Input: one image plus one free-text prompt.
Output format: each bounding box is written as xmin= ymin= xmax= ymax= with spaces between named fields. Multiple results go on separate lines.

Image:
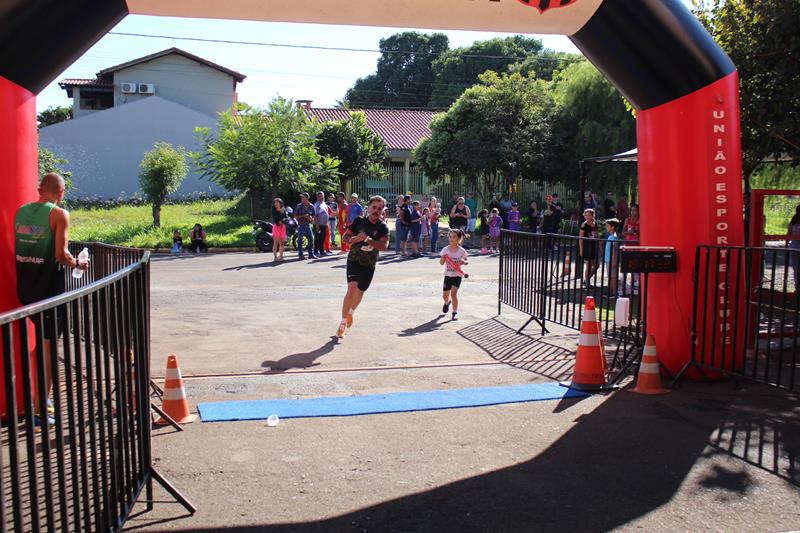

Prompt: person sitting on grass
xmin=171 ymin=230 xmax=183 ymax=253
xmin=189 ymin=223 xmax=208 ymax=253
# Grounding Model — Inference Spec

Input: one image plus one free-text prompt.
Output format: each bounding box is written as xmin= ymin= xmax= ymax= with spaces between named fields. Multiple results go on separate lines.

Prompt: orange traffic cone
xmin=631 ymin=335 xmax=668 ymax=395
xmin=562 ymin=251 xmax=571 ymax=278
xmin=155 ymin=355 xmax=197 ymax=425
xmin=562 ymin=297 xmax=618 ymax=392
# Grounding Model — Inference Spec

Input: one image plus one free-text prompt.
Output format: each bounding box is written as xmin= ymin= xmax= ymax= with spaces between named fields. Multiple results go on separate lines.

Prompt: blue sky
xmin=36 ymin=15 xmax=581 ymax=113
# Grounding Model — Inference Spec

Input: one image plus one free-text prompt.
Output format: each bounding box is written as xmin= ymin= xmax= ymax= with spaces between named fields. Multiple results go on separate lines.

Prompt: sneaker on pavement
xmin=452 ymin=311 xmax=459 ymax=321
xmin=336 ymin=322 xmax=347 ymax=338
xmin=442 ymin=301 xmax=450 ymax=314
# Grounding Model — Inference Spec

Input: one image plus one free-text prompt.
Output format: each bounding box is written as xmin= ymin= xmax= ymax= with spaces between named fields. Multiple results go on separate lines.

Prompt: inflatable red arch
xmin=0 ymin=0 xmax=743 ymax=374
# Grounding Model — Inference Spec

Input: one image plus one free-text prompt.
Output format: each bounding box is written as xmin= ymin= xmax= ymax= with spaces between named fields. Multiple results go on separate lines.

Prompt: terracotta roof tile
xmin=307 ymin=107 xmax=436 ymax=151
xmin=58 ymin=78 xmax=113 ymax=88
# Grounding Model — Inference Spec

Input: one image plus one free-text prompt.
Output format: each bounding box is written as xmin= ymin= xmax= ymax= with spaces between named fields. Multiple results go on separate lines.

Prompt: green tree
xmin=193 ymin=98 xmax=338 ymax=219
xmin=415 ymin=71 xmax=556 ymax=204
xmin=694 ymin=0 xmax=800 ymax=179
xmin=37 ymin=105 xmax=72 ymax=128
xmin=138 ymin=142 xmax=188 ymax=228
xmin=38 ymin=147 xmax=73 ymax=189
xmin=344 ymin=32 xmax=450 ymax=109
xmin=548 ymin=61 xmax=636 ymax=193
xmin=427 ymin=36 xmax=544 ymax=109
xmin=316 ymin=112 xmax=388 ymax=191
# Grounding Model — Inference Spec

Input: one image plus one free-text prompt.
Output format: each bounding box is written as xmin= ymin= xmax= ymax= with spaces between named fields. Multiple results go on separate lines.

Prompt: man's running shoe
xmin=336 ymin=321 xmax=347 ymax=338
xmin=346 ymin=314 xmax=353 ymax=328
xmin=442 ymin=301 xmax=450 ymax=314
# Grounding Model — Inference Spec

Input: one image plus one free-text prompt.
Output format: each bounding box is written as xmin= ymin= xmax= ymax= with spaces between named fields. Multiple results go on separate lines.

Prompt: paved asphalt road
xmin=123 ymin=251 xmax=800 ymax=533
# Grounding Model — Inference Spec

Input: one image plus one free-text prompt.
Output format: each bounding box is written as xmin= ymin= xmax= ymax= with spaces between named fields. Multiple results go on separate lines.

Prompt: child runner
xmin=478 ymin=209 xmax=490 ymax=254
xmin=421 ymin=207 xmax=431 ymax=253
xmin=440 ymin=229 xmax=469 ymax=320
xmin=508 ymin=202 xmax=521 ymax=231
xmin=604 ymin=218 xmax=620 ymax=294
xmin=579 ymin=208 xmax=600 ymax=288
xmin=488 ymin=208 xmax=502 ymax=253
xmin=337 ymin=196 xmax=390 ymax=338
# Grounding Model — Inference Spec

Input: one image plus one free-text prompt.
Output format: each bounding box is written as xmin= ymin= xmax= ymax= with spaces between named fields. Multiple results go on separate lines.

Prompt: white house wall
xmin=39 ymin=96 xmax=225 ymax=199
xmin=113 ymin=54 xmax=235 ymax=117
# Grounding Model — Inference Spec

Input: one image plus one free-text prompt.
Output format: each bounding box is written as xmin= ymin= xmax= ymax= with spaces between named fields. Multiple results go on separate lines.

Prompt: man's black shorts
xmin=346 ymin=260 xmax=376 ymax=291
xmin=25 ymin=304 xmax=66 ymax=343
xmin=443 ymin=276 xmax=463 ymax=291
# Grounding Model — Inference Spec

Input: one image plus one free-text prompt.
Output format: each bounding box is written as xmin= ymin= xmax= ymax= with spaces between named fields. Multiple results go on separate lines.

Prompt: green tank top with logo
xmin=15 ymin=202 xmax=64 ymax=304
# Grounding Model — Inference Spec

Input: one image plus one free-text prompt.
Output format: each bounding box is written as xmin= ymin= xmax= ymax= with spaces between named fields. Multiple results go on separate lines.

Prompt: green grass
xmin=69 ymin=196 xmax=255 ymax=249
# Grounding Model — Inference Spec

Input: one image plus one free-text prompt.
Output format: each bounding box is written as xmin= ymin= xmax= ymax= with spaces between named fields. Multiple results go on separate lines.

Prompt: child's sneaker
xmin=452 ymin=311 xmax=459 ymax=321
xmin=442 ymin=301 xmax=450 ymax=314
xmin=481 ymin=247 xmax=488 ymax=254
xmin=34 ymin=414 xmax=55 ymax=430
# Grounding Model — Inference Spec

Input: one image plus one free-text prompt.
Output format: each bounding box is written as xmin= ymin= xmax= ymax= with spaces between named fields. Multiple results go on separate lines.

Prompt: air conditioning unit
xmin=138 ymin=83 xmax=155 ymax=94
xmin=120 ymin=82 xmax=138 ymax=94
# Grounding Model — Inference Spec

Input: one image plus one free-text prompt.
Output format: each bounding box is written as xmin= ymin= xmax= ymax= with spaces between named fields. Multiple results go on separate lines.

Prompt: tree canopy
xmin=138 ymin=142 xmax=188 ymax=227
xmin=343 ymin=32 xmax=449 ymax=109
xmin=549 ymin=61 xmax=636 ymax=191
xmin=427 ymin=36 xmax=545 ymax=109
xmin=37 ymin=105 xmax=72 ymax=129
xmin=193 ymin=98 xmax=338 ymax=219
xmin=415 ymin=71 xmax=557 ymax=203
xmin=38 ymin=147 xmax=73 ymax=189
xmin=694 ymin=0 xmax=800 ymax=178
xmin=316 ymin=111 xmax=387 ymax=190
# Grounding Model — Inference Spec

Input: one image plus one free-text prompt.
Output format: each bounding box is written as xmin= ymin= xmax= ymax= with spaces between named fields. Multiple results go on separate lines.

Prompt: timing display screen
xmin=620 ymin=246 xmax=677 ymax=273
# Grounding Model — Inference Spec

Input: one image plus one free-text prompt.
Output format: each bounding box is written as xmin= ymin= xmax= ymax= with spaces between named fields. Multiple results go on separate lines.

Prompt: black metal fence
xmin=498 ymin=230 xmax=642 ymax=339
xmin=681 ymin=245 xmax=799 ymax=390
xmin=0 ymin=244 xmax=191 ymax=532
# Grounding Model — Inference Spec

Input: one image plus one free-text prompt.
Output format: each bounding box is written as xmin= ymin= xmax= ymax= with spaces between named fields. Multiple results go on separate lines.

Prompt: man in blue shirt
xmin=347 ymin=194 xmax=364 ymax=226
xmin=294 ymin=193 xmax=316 ymax=260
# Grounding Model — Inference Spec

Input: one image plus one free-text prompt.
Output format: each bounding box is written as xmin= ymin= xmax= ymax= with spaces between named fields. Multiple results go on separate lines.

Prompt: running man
xmin=337 ymin=195 xmax=389 ymax=338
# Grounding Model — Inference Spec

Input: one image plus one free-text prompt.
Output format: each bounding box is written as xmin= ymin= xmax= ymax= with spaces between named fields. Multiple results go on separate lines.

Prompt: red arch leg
xmin=637 ymin=72 xmax=744 ymax=375
xmin=0 ymin=76 xmax=38 ymax=417
xmin=0 ymin=76 xmax=37 ymax=313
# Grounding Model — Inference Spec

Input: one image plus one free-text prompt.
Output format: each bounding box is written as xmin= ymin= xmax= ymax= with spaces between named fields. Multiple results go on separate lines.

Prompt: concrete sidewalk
xmin=125 ymin=252 xmax=800 ymax=532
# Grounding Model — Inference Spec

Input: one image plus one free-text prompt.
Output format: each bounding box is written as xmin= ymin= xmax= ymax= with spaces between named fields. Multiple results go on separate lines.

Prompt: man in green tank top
xmin=14 ymin=173 xmax=89 ymax=426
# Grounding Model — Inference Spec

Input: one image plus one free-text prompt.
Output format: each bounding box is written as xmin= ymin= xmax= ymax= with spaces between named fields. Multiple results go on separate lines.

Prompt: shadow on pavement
xmin=141 ymin=382 xmax=800 ymax=533
xmin=397 ymin=315 xmax=447 ymax=337
xmin=458 ymin=318 xmax=578 ymax=382
xmin=260 ymin=337 xmax=339 ymax=371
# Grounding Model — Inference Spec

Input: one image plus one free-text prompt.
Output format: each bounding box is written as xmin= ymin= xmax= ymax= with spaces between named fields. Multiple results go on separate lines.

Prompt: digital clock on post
xmin=620 ymin=246 xmax=677 ymax=274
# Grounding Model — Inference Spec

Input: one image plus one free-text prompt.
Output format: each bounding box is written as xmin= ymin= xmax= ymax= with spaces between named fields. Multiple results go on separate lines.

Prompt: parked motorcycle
xmin=252 ymin=219 xmax=274 ymax=252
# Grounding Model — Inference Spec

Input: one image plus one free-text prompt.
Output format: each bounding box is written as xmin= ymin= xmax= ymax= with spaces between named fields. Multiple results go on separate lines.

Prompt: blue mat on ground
xmin=197 ymin=382 xmax=589 ymax=422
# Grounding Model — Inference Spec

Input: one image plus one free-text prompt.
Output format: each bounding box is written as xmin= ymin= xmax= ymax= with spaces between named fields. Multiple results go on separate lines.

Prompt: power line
xmin=108 ymin=31 xmax=584 ymax=63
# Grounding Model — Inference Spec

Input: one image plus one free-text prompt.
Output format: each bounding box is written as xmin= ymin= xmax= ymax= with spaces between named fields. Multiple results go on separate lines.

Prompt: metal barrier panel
xmin=690 ymin=245 xmax=799 ymax=390
xmin=1 ymin=249 xmax=152 ymax=532
xmin=499 ymin=230 xmax=642 ymax=339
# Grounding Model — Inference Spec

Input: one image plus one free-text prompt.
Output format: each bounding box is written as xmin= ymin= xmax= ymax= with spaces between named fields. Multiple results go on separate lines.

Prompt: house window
xmin=79 ymin=89 xmax=113 ymax=111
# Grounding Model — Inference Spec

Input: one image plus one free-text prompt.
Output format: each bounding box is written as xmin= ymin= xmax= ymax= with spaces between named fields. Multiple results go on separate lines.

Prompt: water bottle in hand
xmin=72 ymin=247 xmax=89 ymax=279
